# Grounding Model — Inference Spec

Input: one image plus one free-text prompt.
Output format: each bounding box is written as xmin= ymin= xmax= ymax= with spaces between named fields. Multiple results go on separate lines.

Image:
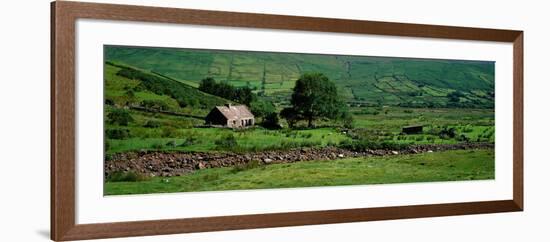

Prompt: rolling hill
xmin=105 ymin=45 xmax=495 ymax=108
xmin=104 ymin=62 xmax=230 ymax=116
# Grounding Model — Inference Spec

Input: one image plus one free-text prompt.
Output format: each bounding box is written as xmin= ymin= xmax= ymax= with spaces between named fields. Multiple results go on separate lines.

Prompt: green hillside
xmin=104 ymin=62 xmax=230 ymax=116
xmin=105 ymin=45 xmax=494 ymax=108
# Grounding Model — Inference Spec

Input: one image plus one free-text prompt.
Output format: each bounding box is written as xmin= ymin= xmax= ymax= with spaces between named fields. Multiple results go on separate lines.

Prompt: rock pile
xmin=105 ymin=143 xmax=493 ymax=177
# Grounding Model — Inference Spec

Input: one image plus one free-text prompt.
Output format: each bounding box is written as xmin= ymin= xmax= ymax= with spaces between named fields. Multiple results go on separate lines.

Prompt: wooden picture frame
xmin=51 ymin=1 xmax=523 ymax=241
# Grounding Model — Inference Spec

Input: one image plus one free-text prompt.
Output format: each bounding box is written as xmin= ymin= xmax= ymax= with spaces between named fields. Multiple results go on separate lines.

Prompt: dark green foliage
xmin=106 ymin=46 xmax=495 ymax=109
xmin=342 ymin=112 xmax=355 ymax=129
xmin=250 ymin=100 xmax=276 ymax=119
xmin=439 ymin=127 xmax=457 ymax=139
xmin=115 ymin=66 xmax=227 ymax=109
xmin=289 ymin=73 xmax=347 ymax=127
xmin=161 ymin=126 xmax=181 ymax=138
xmin=198 ymin=77 xmax=256 ymax=105
xmin=215 ymin=134 xmax=238 ymax=149
xmin=105 ymin=98 xmax=115 ymax=106
xmin=233 ymin=86 xmax=255 ymax=105
xmin=105 ymin=128 xmax=131 ymax=139
xmin=280 ymin=107 xmax=301 ymax=128
xmin=176 ymin=97 xmax=199 ymax=108
xmin=143 ymin=120 xmax=161 ymax=128
xmin=106 ymin=171 xmax=149 ymax=182
xmin=140 ymin=100 xmax=169 ymax=111
xmin=125 ymin=89 xmax=135 ymax=99
xmin=456 ymin=134 xmax=470 ymax=142
xmin=107 ymin=108 xmax=134 ymax=126
xmin=447 ymin=91 xmax=463 ymax=103
xmin=262 ymin=112 xmax=281 ymax=129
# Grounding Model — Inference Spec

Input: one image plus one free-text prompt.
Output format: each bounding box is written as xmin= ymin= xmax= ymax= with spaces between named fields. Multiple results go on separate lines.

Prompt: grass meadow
xmin=103 ymin=46 xmax=496 ymax=195
xmin=105 ymin=149 xmax=494 ymax=195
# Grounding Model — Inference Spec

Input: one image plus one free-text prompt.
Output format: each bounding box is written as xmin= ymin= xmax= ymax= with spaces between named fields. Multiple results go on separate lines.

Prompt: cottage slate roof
xmin=215 ymin=105 xmax=254 ymax=120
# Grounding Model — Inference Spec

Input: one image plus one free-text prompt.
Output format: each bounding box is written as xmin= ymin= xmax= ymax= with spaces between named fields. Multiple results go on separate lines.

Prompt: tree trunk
xmin=308 ymin=116 xmax=313 ymax=128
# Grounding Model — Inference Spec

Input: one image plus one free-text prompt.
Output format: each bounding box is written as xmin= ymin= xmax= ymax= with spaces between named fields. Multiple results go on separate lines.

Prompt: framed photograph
xmin=51 ymin=1 xmax=523 ymax=241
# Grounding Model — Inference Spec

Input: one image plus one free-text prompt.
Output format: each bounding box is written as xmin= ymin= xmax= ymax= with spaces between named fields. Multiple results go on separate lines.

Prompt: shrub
xmin=161 ymin=126 xmax=181 ymax=138
xmin=143 ymin=120 xmax=161 ymax=128
xmin=140 ymin=99 xmax=169 ymax=111
xmin=105 ymin=128 xmax=130 ymax=139
xmin=104 ymin=153 xmax=113 ymax=162
xmin=262 ymin=112 xmax=281 ymax=129
xmin=342 ymin=113 xmax=355 ymax=129
xmin=106 ymin=171 xmax=149 ymax=182
xmin=439 ymin=127 xmax=457 ymax=139
xmin=456 ymin=134 xmax=470 ymax=142
xmin=215 ymin=134 xmax=238 ymax=149
xmin=107 ymin=109 xmax=134 ymax=126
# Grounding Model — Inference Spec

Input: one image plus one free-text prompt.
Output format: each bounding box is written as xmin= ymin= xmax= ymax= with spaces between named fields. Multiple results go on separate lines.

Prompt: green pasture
xmin=105 ymin=105 xmax=494 ymax=154
xmin=105 ymin=46 xmax=494 ymax=108
xmin=105 ymin=149 xmax=495 ymax=195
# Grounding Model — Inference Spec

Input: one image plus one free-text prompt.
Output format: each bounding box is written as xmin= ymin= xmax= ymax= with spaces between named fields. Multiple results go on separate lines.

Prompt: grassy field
xmin=103 ymin=46 xmax=496 ymax=196
xmin=103 ymin=62 xmax=494 ymax=155
xmin=107 ymin=126 xmax=349 ymax=154
xmin=105 ymin=105 xmax=494 ymax=154
xmin=105 ymin=46 xmax=494 ymax=108
xmin=105 ymin=149 xmax=494 ymax=195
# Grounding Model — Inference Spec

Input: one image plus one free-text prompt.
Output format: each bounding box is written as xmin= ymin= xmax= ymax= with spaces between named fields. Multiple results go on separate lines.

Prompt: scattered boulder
xmin=105 ymin=143 xmax=494 ymax=177
xmin=196 ymin=162 xmax=206 ymax=170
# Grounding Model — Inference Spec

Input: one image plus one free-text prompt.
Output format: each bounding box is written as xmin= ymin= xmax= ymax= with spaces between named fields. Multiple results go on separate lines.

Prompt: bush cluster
xmin=215 ymin=134 xmax=238 ymax=149
xmin=105 ymin=128 xmax=131 ymax=139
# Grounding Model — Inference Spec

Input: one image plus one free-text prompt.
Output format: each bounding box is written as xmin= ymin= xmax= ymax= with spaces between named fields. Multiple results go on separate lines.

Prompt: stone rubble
xmin=105 ymin=143 xmax=494 ymax=177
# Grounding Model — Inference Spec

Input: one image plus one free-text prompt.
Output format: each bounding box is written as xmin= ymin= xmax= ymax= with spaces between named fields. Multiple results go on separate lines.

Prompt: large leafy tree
xmin=287 ymin=73 xmax=344 ymax=127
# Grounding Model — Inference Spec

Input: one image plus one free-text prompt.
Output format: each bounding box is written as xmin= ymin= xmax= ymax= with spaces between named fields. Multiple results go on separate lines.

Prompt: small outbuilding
xmin=205 ymin=104 xmax=255 ymax=128
xmin=402 ymin=125 xmax=423 ymax=134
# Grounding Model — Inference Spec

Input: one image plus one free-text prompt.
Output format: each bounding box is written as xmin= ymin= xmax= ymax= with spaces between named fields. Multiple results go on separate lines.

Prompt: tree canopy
xmin=284 ymin=73 xmax=347 ymax=127
xmin=198 ymin=77 xmax=256 ymax=106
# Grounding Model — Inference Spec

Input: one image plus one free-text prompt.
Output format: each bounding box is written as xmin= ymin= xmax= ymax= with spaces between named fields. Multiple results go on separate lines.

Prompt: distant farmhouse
xmin=205 ymin=104 xmax=255 ymax=128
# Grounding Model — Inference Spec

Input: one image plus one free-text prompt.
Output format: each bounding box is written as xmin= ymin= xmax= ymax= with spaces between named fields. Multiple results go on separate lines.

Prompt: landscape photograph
xmin=103 ymin=45 xmax=495 ymax=196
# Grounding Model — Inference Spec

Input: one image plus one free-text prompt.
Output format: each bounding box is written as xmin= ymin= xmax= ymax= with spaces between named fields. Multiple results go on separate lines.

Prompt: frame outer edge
xmin=513 ymin=32 xmax=524 ymax=210
xmin=50 ymin=1 xmax=525 ymax=240
xmin=52 ymin=1 xmax=78 ymax=241
xmin=50 ymin=1 xmax=56 ymax=240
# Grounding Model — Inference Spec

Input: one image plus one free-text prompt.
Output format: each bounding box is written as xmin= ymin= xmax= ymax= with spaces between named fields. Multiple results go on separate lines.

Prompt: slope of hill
xmin=105 ymin=45 xmax=495 ymax=108
xmin=104 ymin=62 xmax=230 ymax=116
